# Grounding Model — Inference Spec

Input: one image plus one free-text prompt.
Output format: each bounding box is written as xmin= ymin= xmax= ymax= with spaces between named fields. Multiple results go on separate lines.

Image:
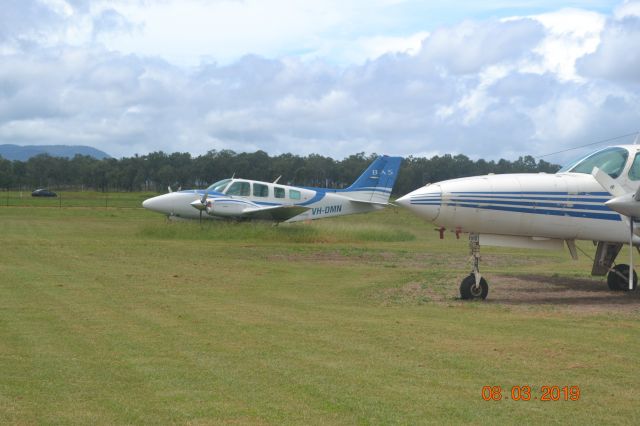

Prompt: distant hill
xmin=0 ymin=144 xmax=111 ymax=161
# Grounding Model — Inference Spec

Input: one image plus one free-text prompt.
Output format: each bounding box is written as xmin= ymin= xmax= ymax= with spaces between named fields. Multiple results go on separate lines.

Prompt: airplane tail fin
xmin=342 ymin=155 xmax=403 ymax=203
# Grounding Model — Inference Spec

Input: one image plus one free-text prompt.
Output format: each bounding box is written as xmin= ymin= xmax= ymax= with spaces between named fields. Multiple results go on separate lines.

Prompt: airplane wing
xmin=239 ymin=204 xmax=310 ymax=221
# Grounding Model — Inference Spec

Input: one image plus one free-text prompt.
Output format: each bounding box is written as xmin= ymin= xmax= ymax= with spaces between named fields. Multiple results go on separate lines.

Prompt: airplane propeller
xmin=592 ymin=167 xmax=639 ymax=290
xmin=199 ymin=192 xmax=208 ymax=224
xmin=189 ymin=192 xmax=209 ymax=224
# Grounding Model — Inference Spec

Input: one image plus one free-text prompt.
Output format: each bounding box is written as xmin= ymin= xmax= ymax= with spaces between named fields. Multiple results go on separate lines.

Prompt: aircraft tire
xmin=607 ymin=264 xmax=637 ymax=291
xmin=460 ymin=274 xmax=488 ymax=300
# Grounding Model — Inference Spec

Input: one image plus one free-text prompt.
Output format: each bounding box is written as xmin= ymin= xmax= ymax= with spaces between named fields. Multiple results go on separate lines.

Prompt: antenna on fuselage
xmin=634 ymin=132 xmax=640 ymax=145
xmin=231 ymin=172 xmax=236 ymax=179
xmin=273 ymin=175 xmax=281 ymax=184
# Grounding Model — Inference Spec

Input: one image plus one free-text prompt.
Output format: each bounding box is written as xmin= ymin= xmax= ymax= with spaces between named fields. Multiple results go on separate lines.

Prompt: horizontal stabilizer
xmin=347 ymin=199 xmax=391 ymax=207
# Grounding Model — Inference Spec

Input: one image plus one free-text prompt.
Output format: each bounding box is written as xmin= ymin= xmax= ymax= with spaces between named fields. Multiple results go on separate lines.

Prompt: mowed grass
xmin=1 ymin=199 xmax=640 ymax=424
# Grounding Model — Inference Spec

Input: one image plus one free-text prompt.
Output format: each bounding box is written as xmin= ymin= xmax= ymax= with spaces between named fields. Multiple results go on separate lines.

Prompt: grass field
xmin=1 ymin=196 xmax=640 ymax=424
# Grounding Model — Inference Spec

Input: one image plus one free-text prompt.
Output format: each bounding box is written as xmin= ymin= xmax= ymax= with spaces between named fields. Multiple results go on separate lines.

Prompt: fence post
xmin=59 ymin=193 xmax=62 ymax=208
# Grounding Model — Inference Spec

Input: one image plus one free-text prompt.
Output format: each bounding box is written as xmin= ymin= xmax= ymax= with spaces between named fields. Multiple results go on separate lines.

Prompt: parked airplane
xmin=397 ymin=144 xmax=640 ymax=300
xmin=143 ymin=155 xmax=402 ymax=223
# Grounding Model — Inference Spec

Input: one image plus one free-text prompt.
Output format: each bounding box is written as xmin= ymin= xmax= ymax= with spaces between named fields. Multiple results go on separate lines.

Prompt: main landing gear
xmin=593 ymin=242 xmax=638 ymax=291
xmin=607 ymin=264 xmax=638 ymax=291
xmin=459 ymin=234 xmax=488 ymax=300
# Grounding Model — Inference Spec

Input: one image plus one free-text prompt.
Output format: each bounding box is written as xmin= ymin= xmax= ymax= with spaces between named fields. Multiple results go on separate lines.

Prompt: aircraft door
xmin=562 ymin=176 xmax=583 ymax=239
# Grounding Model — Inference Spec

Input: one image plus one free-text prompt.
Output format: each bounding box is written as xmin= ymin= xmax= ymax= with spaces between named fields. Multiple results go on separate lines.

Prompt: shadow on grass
xmin=487 ymin=274 xmax=640 ymax=312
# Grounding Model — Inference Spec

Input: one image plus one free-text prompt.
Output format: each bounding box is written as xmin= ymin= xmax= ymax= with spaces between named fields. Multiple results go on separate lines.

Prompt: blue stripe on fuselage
xmin=445 ymin=198 xmax=612 ymax=211
xmin=449 ymin=202 xmax=621 ymax=221
xmin=408 ymin=191 xmax=620 ymax=221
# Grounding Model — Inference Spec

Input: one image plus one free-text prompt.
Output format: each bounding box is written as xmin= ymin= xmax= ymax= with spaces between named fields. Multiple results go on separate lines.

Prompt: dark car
xmin=32 ymin=188 xmax=57 ymax=197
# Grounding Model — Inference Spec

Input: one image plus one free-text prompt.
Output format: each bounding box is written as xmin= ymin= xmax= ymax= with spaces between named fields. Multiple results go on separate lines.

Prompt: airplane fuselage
xmin=398 ymin=144 xmax=640 ymax=247
xmin=398 ymin=172 xmax=632 ymax=243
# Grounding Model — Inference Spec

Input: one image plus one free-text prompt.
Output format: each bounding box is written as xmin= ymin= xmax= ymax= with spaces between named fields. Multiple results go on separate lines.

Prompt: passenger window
xmin=226 ymin=181 xmax=250 ymax=196
xmin=274 ymin=187 xmax=285 ymax=198
xmin=289 ymin=189 xmax=301 ymax=200
xmin=629 ymin=154 xmax=640 ymax=181
xmin=253 ymin=183 xmax=269 ymax=197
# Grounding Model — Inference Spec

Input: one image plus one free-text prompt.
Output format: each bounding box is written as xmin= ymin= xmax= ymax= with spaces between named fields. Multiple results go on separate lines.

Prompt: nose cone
xmin=396 ymin=184 xmax=442 ymax=222
xmin=605 ymin=193 xmax=640 ymax=218
xmin=142 ymin=193 xmax=174 ymax=214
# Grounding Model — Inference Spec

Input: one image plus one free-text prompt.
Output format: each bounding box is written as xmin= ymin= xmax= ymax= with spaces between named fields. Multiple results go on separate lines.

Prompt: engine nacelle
xmin=206 ymin=199 xmax=247 ymax=217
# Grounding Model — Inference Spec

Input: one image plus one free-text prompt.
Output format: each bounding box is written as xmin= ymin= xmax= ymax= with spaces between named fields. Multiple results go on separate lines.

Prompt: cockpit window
xmin=629 ymin=153 xmax=640 ymax=181
xmin=226 ymin=181 xmax=250 ymax=196
xmin=560 ymin=147 xmax=629 ymax=178
xmin=206 ymin=179 xmax=231 ymax=193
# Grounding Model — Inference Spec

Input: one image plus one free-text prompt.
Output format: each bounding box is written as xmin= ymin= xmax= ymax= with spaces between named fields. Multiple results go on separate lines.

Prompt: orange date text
xmin=481 ymin=385 xmax=580 ymax=401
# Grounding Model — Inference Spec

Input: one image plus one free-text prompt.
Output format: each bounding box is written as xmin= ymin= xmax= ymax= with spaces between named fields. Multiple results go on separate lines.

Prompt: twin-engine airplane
xmin=143 ymin=155 xmax=402 ymax=223
xmin=397 ymin=144 xmax=640 ymax=300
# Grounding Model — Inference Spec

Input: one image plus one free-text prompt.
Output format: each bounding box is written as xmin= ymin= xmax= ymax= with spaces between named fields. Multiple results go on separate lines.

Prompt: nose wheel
xmin=460 ymin=233 xmax=489 ymax=300
xmin=460 ymin=274 xmax=488 ymax=300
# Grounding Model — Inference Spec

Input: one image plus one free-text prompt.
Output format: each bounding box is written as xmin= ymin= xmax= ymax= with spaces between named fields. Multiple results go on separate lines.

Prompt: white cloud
xmin=576 ymin=11 xmax=640 ymax=83
xmin=614 ymin=0 xmax=640 ymax=18
xmin=0 ymin=0 xmax=638 ymax=163
xmin=526 ymin=8 xmax=605 ymax=81
xmin=417 ymin=18 xmax=544 ymax=74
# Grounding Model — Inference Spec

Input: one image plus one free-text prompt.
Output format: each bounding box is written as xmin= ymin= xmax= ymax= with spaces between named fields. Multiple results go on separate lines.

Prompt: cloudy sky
xmin=1 ymin=0 xmax=639 ymax=162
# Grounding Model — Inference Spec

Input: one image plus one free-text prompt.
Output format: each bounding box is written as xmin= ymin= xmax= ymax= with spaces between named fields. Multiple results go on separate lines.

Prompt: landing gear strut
xmin=460 ymin=234 xmax=488 ymax=300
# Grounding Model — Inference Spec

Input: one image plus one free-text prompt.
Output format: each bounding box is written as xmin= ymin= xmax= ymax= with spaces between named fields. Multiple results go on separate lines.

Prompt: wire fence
xmin=0 ymin=190 xmax=156 ymax=209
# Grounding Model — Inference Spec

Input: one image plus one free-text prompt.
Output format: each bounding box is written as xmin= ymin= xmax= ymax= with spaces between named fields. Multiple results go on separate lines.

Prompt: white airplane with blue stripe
xmin=397 ymin=144 xmax=640 ymax=300
xmin=143 ymin=155 xmax=402 ymax=223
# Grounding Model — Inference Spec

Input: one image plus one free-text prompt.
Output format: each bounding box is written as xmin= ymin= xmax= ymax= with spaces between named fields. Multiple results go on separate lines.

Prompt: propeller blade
xmin=591 ymin=167 xmax=626 ymax=197
xmin=592 ymin=167 xmax=638 ymax=289
xmin=630 ymin=218 xmax=636 ymax=290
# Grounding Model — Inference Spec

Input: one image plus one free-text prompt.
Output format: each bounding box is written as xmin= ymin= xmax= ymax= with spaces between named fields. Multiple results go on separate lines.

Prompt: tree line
xmin=0 ymin=150 xmax=559 ymax=195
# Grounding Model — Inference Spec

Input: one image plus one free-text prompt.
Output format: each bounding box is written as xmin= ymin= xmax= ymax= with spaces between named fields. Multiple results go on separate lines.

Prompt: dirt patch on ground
xmin=377 ymin=274 xmax=640 ymax=315
xmin=484 ymin=274 xmax=640 ymax=314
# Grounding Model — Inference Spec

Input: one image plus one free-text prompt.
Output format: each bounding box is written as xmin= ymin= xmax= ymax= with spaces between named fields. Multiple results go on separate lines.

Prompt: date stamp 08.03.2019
xmin=482 ymin=385 xmax=581 ymax=402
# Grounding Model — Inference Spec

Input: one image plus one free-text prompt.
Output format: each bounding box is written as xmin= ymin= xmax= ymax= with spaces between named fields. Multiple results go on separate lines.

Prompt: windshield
xmin=558 ymin=147 xmax=629 ymax=178
xmin=206 ymin=179 xmax=231 ymax=193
